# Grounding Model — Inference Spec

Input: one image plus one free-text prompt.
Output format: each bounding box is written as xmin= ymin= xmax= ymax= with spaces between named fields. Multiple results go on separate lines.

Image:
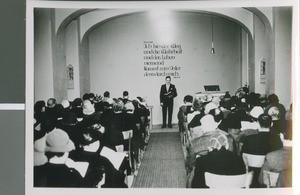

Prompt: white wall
xmin=88 ymin=11 xmax=242 ymax=125
xmin=273 ymin=7 xmax=292 ymax=107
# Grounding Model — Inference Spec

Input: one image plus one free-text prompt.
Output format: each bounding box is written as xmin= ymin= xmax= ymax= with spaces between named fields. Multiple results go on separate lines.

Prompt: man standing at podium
xmin=160 ymin=76 xmax=177 ymax=128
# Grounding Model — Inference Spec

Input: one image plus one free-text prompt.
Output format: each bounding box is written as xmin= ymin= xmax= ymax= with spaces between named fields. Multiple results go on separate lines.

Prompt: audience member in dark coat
xmin=241 ymin=114 xmax=283 ymax=155
xmin=36 ymin=129 xmax=86 ymax=187
xmin=191 ymin=133 xmax=246 ymax=188
xmin=241 ymin=114 xmax=283 ymax=188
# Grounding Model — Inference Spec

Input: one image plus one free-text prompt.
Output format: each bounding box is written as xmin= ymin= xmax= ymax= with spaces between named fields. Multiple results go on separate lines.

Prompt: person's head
xmin=62 ymin=112 xmax=78 ymax=125
xmin=258 ymin=114 xmax=272 ymax=129
xmin=249 ymin=106 xmax=264 ymax=121
xmin=61 ymin=99 xmax=70 ymax=109
xmin=183 ymin=95 xmax=193 ymax=104
xmin=132 ymin=99 xmax=140 ymax=108
xmin=165 ymin=76 xmax=171 ymax=85
xmin=207 ymin=132 xmax=229 ymax=151
xmin=208 ymin=108 xmax=223 ymax=123
xmin=123 ymin=91 xmax=129 ymax=99
xmin=83 ymin=122 xmax=102 ymax=142
xmin=200 ymin=114 xmax=218 ymax=133
xmin=82 ymin=93 xmax=90 ymax=101
xmin=72 ymin=98 xmax=83 ymax=108
xmin=204 ymin=102 xmax=218 ymax=115
xmin=89 ymin=93 xmax=95 ymax=102
xmin=224 ymin=91 xmax=231 ymax=98
xmin=82 ymin=100 xmax=95 ymax=115
xmin=46 ymin=98 xmax=56 ymax=108
xmin=124 ymin=102 xmax=135 ymax=113
xmin=226 ymin=113 xmax=241 ymax=135
xmin=34 ymin=100 xmax=46 ymax=113
xmin=112 ymin=100 xmax=124 ymax=113
xmin=267 ymin=106 xmax=280 ymax=121
xmin=104 ymin=91 xmax=110 ymax=98
xmin=268 ymin=94 xmax=279 ymax=104
xmin=192 ymin=98 xmax=203 ymax=112
xmin=44 ymin=128 xmax=75 ymax=155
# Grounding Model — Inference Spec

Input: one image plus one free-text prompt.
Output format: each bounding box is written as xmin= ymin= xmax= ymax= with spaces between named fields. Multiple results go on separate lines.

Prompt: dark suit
xmin=160 ymin=83 xmax=177 ymax=126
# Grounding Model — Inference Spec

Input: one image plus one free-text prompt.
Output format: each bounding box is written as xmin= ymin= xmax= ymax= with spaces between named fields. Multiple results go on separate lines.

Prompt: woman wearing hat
xmin=38 ymin=128 xmax=85 ymax=187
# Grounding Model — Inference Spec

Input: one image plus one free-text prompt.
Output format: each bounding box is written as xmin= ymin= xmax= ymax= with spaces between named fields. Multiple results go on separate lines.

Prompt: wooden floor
xmin=132 ymin=130 xmax=187 ymax=188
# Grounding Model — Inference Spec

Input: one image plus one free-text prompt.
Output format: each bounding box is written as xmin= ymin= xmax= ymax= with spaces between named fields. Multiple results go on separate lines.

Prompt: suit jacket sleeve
xmin=160 ymin=85 xmax=164 ymax=103
xmin=172 ymin=84 xmax=177 ymax=98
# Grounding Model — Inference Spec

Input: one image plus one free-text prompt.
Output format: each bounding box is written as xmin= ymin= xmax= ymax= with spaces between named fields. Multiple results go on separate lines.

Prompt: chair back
xmin=204 ymin=171 xmax=253 ymax=188
xmin=121 ymin=130 xmax=133 ymax=169
xmin=115 ymin=145 xmax=124 ymax=152
xmin=122 ymin=130 xmax=133 ymax=140
xmin=242 ymin=153 xmax=265 ymax=169
xmin=263 ymin=170 xmax=280 ymax=188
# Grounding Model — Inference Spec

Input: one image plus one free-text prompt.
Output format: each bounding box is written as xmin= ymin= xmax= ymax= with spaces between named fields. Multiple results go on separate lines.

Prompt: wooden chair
xmin=204 ymin=171 xmax=253 ymax=188
xmin=262 ymin=170 xmax=280 ymax=188
xmin=242 ymin=153 xmax=266 ymax=187
xmin=122 ymin=130 xmax=133 ymax=170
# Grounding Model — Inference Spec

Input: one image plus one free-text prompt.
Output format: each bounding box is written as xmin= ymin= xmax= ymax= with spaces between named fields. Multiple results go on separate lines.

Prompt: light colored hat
xmin=200 ymin=114 xmax=218 ymax=132
xmin=34 ymin=134 xmax=47 ymax=152
xmin=204 ymin=102 xmax=218 ymax=114
xmin=268 ymin=106 xmax=280 ymax=120
xmin=45 ymin=128 xmax=75 ymax=153
xmin=61 ymin=99 xmax=70 ymax=109
xmin=211 ymin=97 xmax=220 ymax=107
xmin=249 ymin=106 xmax=264 ymax=119
xmin=105 ymin=98 xmax=114 ymax=105
xmin=206 ymin=94 xmax=213 ymax=102
xmin=208 ymin=132 xmax=229 ymax=151
xmin=83 ymin=100 xmax=95 ymax=115
xmin=124 ymin=102 xmax=135 ymax=112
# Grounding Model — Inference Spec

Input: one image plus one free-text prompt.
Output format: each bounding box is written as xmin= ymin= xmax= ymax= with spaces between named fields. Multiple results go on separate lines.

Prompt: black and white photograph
xmin=26 ymin=0 xmax=299 ymax=194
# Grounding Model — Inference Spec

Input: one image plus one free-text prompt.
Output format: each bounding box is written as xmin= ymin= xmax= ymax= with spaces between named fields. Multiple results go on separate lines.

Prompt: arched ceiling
xmin=54 ymin=7 xmax=273 ymax=42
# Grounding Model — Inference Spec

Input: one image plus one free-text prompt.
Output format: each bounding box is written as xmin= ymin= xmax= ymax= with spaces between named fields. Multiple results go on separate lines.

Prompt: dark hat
xmin=84 ymin=113 xmax=102 ymax=127
xmin=34 ymin=100 xmax=46 ymax=113
xmin=226 ymin=113 xmax=241 ymax=129
xmin=268 ymin=94 xmax=279 ymax=103
xmin=72 ymin=98 xmax=83 ymax=108
xmin=62 ymin=112 xmax=78 ymax=125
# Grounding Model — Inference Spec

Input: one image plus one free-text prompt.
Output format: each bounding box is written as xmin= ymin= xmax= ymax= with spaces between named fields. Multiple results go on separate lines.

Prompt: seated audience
xmin=178 ymin=95 xmax=193 ymax=134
